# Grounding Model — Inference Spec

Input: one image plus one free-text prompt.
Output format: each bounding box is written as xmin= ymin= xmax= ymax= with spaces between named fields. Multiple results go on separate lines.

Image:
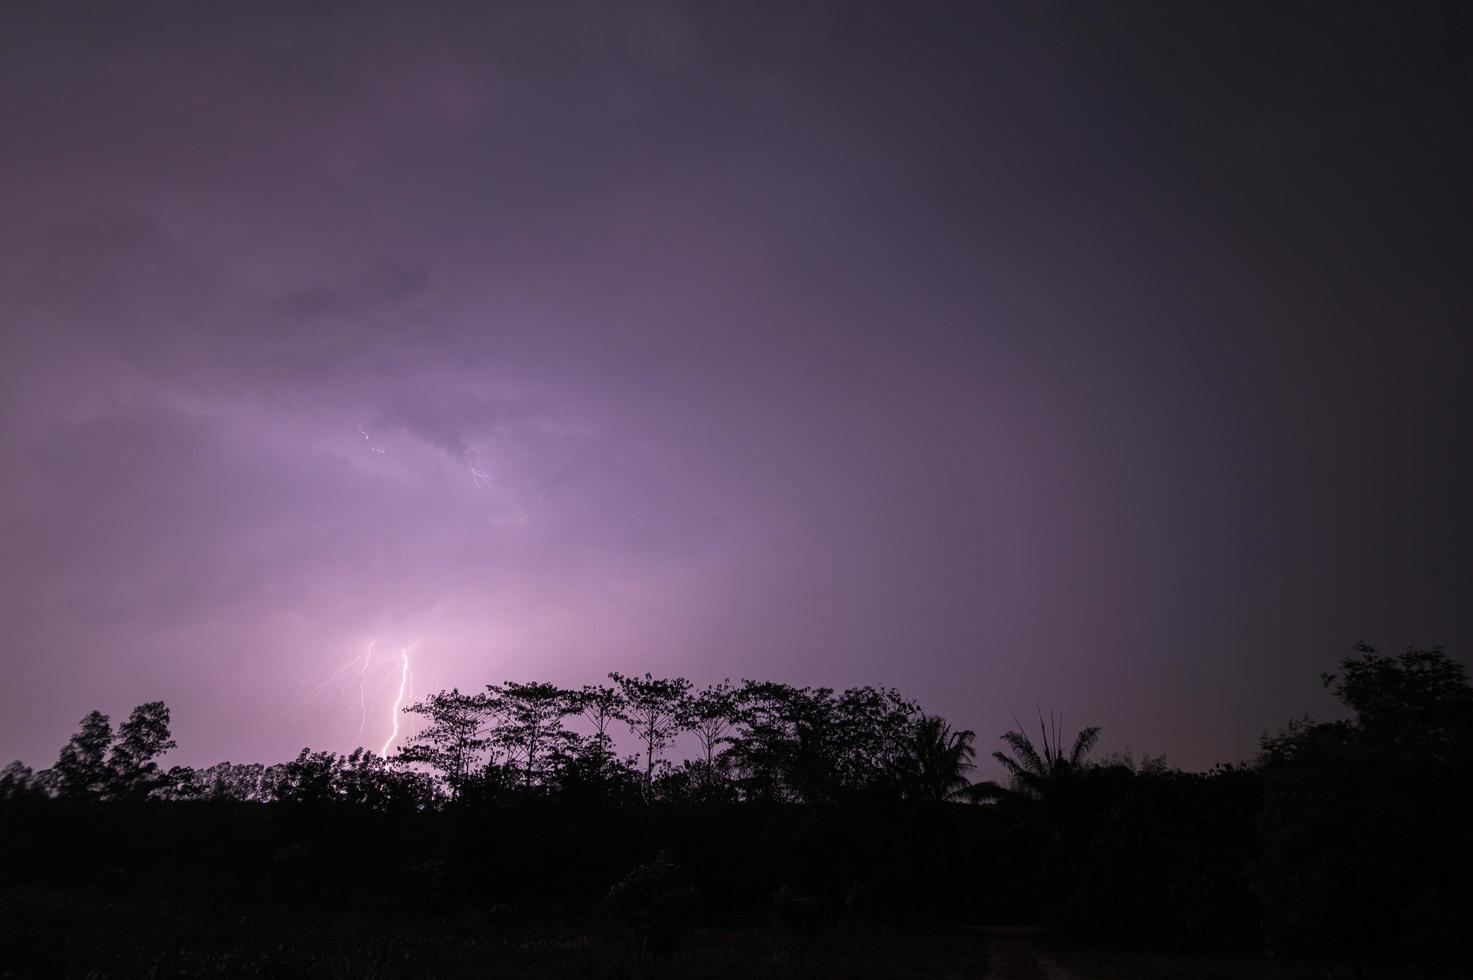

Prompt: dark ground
xmin=6 ymin=889 xmax=1470 ymax=980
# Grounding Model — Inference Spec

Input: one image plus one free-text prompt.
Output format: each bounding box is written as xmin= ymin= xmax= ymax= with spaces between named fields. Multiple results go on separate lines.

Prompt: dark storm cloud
xmin=277 ymin=261 xmax=431 ymax=322
xmin=0 ymin=2 xmax=1468 ymax=770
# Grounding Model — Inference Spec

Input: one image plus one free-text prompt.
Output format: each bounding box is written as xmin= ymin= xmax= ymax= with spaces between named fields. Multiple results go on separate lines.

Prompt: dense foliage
xmin=2 ymin=647 xmax=1470 ymax=975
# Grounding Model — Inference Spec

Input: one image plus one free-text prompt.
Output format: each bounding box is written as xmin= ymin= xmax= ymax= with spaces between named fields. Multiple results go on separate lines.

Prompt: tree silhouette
xmin=1256 ymin=644 xmax=1473 ymax=962
xmin=399 ymin=688 xmax=491 ymax=800
xmin=679 ymin=680 xmax=737 ymax=793
xmin=268 ymin=748 xmax=342 ymax=803
xmin=609 ymin=672 xmax=691 ymax=800
xmin=832 ymin=685 xmax=919 ymax=795
xmin=53 ymin=710 xmax=113 ymax=800
xmin=8 ymin=652 xmax=1471 ymax=971
xmin=725 ymin=682 xmax=919 ymax=803
xmin=576 ymin=683 xmax=627 ymax=759
xmin=727 ymin=681 xmax=834 ymax=802
xmin=1321 ymin=641 xmax=1473 ymax=745
xmin=491 ymin=681 xmax=577 ymax=790
xmin=106 ymin=701 xmax=176 ymax=799
xmin=336 ymin=747 xmax=420 ymax=809
xmin=974 ymin=710 xmax=1102 ymax=901
xmin=980 ymin=710 xmax=1100 ymax=804
xmin=0 ymin=760 xmax=39 ymax=800
xmin=903 ymin=714 xmax=979 ymax=803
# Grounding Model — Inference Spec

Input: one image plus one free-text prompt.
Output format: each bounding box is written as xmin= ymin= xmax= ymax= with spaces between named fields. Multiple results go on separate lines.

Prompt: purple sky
xmin=2 ymin=3 xmax=1469 ymax=774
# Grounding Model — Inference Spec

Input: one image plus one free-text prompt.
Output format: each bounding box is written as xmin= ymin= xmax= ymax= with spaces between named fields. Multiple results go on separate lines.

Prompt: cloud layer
xmin=2 ymin=2 xmax=1469 ymax=770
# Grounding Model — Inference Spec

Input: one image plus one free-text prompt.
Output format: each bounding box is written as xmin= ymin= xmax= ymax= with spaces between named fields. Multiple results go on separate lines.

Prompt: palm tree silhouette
xmin=982 ymin=710 xmax=1100 ymax=804
xmin=893 ymin=715 xmax=983 ymax=914
xmin=974 ymin=710 xmax=1102 ymax=901
xmin=906 ymin=714 xmax=981 ymax=803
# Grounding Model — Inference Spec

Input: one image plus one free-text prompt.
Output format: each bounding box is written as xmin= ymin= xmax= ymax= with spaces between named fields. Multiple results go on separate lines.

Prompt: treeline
xmin=1 ymin=675 xmax=981 ymax=809
xmin=2 ymin=646 xmax=1471 ymax=971
xmin=393 ymin=675 xmax=980 ymax=808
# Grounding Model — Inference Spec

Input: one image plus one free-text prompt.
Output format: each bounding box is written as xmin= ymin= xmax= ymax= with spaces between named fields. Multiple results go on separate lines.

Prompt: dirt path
xmin=974 ymin=927 xmax=1080 ymax=980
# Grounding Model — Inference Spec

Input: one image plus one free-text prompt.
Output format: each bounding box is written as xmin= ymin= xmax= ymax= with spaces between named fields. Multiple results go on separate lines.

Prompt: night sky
xmin=2 ymin=2 xmax=1469 ymax=774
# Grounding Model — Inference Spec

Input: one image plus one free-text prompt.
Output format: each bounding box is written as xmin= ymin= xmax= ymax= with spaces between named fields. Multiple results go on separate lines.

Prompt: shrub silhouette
xmin=1256 ymin=645 xmax=1473 ymax=965
xmin=606 ymin=850 xmax=700 ymax=976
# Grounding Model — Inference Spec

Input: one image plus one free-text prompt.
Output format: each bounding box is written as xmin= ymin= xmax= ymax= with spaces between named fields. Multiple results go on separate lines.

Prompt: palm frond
xmin=991 ymin=750 xmax=1024 ymax=779
xmin=1000 ymin=729 xmax=1045 ymax=777
xmin=1069 ymin=725 xmax=1102 ymax=767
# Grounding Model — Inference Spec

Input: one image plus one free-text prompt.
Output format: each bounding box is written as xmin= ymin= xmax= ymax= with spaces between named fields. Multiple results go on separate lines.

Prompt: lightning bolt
xmin=286 ymin=640 xmax=395 ymax=753
xmin=380 ymin=649 xmax=413 ymax=758
xmin=293 ymin=641 xmax=376 ymax=714
xmin=470 ymin=464 xmax=494 ymax=488
xmin=356 ymin=640 xmax=376 ymax=739
xmin=358 ymin=423 xmax=388 ymax=454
